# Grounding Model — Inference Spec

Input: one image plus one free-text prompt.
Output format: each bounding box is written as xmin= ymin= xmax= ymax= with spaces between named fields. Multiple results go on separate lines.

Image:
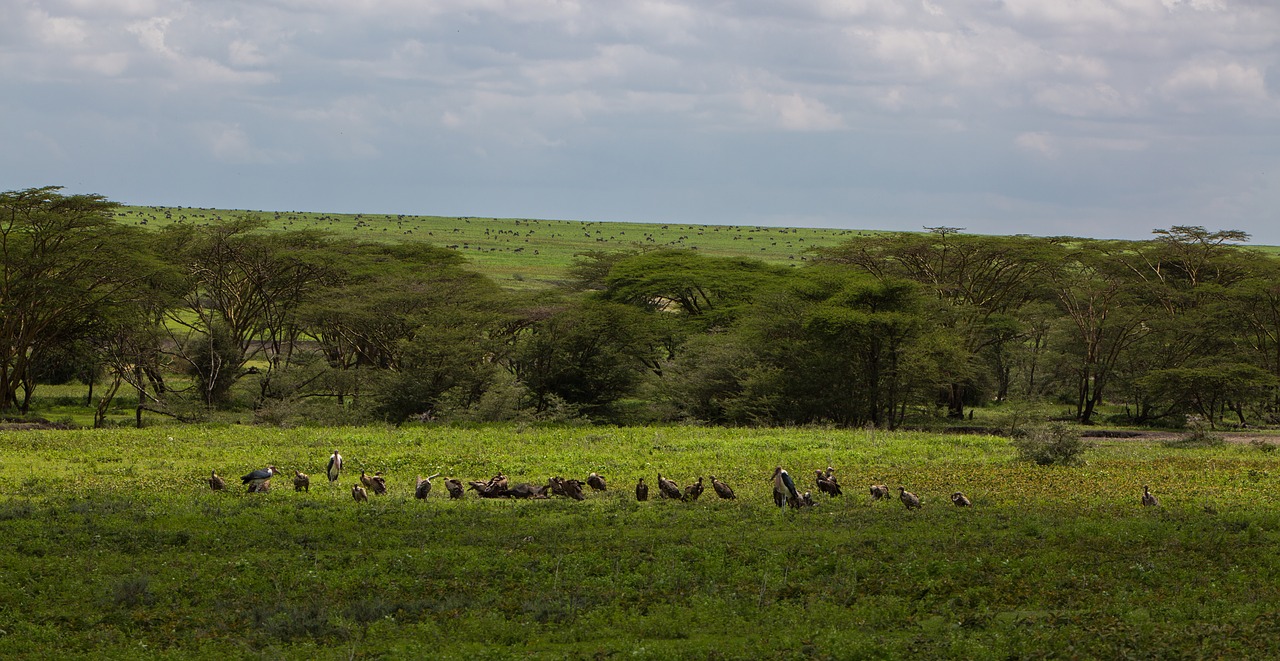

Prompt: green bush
xmin=1011 ymin=423 xmax=1091 ymax=466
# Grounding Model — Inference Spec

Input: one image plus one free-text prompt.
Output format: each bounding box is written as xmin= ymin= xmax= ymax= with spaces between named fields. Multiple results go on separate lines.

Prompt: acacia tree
xmin=0 ymin=187 xmax=159 ymax=413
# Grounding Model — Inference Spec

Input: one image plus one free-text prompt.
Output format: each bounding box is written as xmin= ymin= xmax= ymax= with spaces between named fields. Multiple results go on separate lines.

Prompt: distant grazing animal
xmin=293 ymin=471 xmax=310 ymax=492
xmin=351 ymin=484 xmax=368 ymax=502
xmin=241 ymin=465 xmax=276 ymax=493
xmin=950 ymin=492 xmax=972 ymax=507
xmin=635 ymin=478 xmax=649 ymax=501
xmin=445 ymin=478 xmax=464 ymax=499
xmin=415 ymin=473 xmax=441 ymax=500
xmin=684 ymin=477 xmax=704 ymax=502
xmin=869 ymin=485 xmax=890 ymax=500
xmin=657 ymin=474 xmax=683 ymax=501
xmin=815 ymin=470 xmax=842 ymax=497
xmin=771 ymin=467 xmax=800 ymax=508
xmin=587 ymin=472 xmax=607 ymax=491
xmin=1142 ymin=485 xmax=1159 ymax=507
xmin=208 ymin=471 xmax=226 ymax=491
xmin=710 ymin=475 xmax=736 ymax=500
xmin=898 ymin=486 xmax=921 ymax=510
xmin=327 ymin=451 xmax=342 ymax=483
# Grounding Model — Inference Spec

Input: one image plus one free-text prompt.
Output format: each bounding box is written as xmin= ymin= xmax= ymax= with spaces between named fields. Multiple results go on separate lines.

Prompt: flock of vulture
xmin=206 ymin=450 xmax=1162 ymax=509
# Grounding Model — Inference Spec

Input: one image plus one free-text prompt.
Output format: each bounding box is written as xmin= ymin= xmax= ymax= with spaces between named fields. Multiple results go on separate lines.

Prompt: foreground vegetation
xmin=3 ymin=425 xmax=1280 ymax=658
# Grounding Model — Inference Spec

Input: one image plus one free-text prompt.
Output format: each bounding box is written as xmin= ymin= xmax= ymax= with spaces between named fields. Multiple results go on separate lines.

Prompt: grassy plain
xmin=3 ymin=425 xmax=1280 ymax=658
xmin=113 ymin=206 xmax=873 ymax=290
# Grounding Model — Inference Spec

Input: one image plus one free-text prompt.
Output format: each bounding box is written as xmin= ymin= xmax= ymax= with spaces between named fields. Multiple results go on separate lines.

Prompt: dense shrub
xmin=1012 ymin=423 xmax=1091 ymax=466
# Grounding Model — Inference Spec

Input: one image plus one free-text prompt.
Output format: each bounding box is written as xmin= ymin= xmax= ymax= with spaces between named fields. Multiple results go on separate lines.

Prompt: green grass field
xmin=3 ymin=425 xmax=1280 ymax=658
xmin=113 ymin=206 xmax=875 ymax=290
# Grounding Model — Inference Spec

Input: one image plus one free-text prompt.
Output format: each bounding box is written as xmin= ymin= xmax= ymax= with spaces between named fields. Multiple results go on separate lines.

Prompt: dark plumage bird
xmin=800 ymin=491 xmax=816 ymax=507
xmin=503 ymin=483 xmax=550 ymax=499
xmin=657 ymin=474 xmax=683 ymax=501
xmin=487 ymin=473 xmax=509 ymax=493
xmin=815 ymin=470 xmax=842 ymax=497
xmin=684 ymin=477 xmax=704 ymax=501
xmin=360 ymin=471 xmax=387 ymax=495
xmin=351 ymin=484 xmax=368 ymax=502
xmin=898 ymin=486 xmax=921 ymax=510
xmin=587 ymin=472 xmax=607 ymax=491
xmin=208 ymin=470 xmax=226 ymax=491
xmin=869 ymin=484 xmax=890 ymax=500
xmin=772 ymin=467 xmax=800 ymax=508
xmin=327 ymin=450 xmax=342 ymax=483
xmin=445 ymin=478 xmax=464 ymax=499
xmin=293 ymin=471 xmax=310 ymax=492
xmin=241 ymin=465 xmax=276 ymax=492
xmin=635 ymin=477 xmax=649 ymax=501
xmin=1142 ymin=485 xmax=1159 ymax=507
xmin=415 ymin=473 xmax=441 ymax=500
xmin=710 ymin=475 xmax=736 ymax=500
xmin=950 ymin=491 xmax=972 ymax=507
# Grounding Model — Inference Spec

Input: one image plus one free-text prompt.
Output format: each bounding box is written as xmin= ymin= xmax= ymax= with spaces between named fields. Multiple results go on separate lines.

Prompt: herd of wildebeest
xmin=207 ymin=450 xmax=1162 ymax=510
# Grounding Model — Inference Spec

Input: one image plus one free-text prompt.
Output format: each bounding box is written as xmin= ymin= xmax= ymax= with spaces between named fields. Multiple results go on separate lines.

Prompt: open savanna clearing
xmin=3 ymin=425 xmax=1280 ymax=658
xmin=112 ymin=206 xmax=874 ymax=289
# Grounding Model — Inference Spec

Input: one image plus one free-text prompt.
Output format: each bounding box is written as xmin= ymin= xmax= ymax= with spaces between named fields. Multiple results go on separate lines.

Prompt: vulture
xmin=710 ymin=475 xmax=736 ymax=500
xmin=415 ymin=473 xmax=441 ymax=500
xmin=560 ymin=478 xmax=586 ymax=501
xmin=241 ymin=465 xmax=276 ymax=493
xmin=815 ymin=470 xmax=842 ymax=497
xmin=771 ymin=467 xmax=800 ymax=508
xmin=487 ymin=473 xmax=509 ymax=493
xmin=445 ymin=478 xmax=464 ymax=499
xmin=635 ymin=478 xmax=649 ymax=501
xmin=587 ymin=472 xmax=607 ymax=491
xmin=657 ymin=474 xmax=684 ymax=501
xmin=503 ymin=483 xmax=550 ymax=499
xmin=208 ymin=470 xmax=226 ymax=491
xmin=869 ymin=484 xmax=890 ymax=501
xmin=898 ymin=486 xmax=921 ymax=510
xmin=293 ymin=471 xmax=310 ymax=493
xmin=950 ymin=491 xmax=972 ymax=507
xmin=800 ymin=491 xmax=816 ymax=508
xmin=327 ymin=450 xmax=342 ymax=483
xmin=360 ymin=471 xmax=387 ymax=496
xmin=684 ymin=477 xmax=704 ymax=502
xmin=1142 ymin=485 xmax=1159 ymax=507
xmin=351 ymin=484 xmax=368 ymax=502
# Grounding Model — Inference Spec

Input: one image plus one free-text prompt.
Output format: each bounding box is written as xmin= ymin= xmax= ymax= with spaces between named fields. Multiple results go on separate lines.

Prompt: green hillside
xmin=114 ymin=206 xmax=878 ymax=289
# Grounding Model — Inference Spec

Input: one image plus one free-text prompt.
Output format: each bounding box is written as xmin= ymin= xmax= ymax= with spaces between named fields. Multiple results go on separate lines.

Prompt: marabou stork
xmin=241 ymin=465 xmax=277 ymax=493
xmin=771 ymin=467 xmax=800 ymax=508
xmin=415 ymin=473 xmax=441 ymax=500
xmin=327 ymin=450 xmax=343 ymax=483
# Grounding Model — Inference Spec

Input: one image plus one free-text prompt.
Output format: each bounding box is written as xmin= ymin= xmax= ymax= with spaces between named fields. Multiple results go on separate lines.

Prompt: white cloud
xmin=1016 ymin=131 xmax=1058 ymax=158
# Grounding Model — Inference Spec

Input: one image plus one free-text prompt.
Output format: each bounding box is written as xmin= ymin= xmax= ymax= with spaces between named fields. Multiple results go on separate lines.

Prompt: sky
xmin=4 ymin=0 xmax=1280 ymax=243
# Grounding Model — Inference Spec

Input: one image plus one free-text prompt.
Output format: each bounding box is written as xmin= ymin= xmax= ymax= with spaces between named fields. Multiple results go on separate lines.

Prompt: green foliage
xmin=1011 ymin=423 xmax=1092 ymax=465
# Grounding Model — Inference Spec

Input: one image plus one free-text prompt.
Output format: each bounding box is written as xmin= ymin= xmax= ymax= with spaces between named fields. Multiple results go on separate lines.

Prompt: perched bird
xmin=445 ymin=478 xmax=464 ymax=499
xmin=1142 ymin=485 xmax=1159 ymax=507
xmin=293 ymin=471 xmax=310 ymax=493
xmin=684 ymin=477 xmax=704 ymax=501
xmin=869 ymin=484 xmax=890 ymax=500
xmin=815 ymin=470 xmax=842 ymax=497
xmin=351 ymin=484 xmax=368 ymax=502
xmin=950 ymin=491 xmax=972 ymax=507
xmin=327 ymin=450 xmax=342 ymax=483
xmin=710 ymin=475 xmax=736 ymax=500
xmin=635 ymin=478 xmax=649 ymax=501
xmin=241 ymin=465 xmax=276 ymax=493
xmin=415 ymin=473 xmax=441 ymax=500
xmin=208 ymin=470 xmax=226 ymax=491
xmin=771 ymin=467 xmax=800 ymax=508
xmin=898 ymin=486 xmax=921 ymax=510
xmin=657 ymin=474 xmax=683 ymax=501
xmin=587 ymin=472 xmax=607 ymax=491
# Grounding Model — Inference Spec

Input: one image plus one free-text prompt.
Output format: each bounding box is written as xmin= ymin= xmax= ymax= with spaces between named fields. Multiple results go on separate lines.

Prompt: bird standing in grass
xmin=241 ymin=465 xmax=276 ymax=493
xmin=1142 ymin=485 xmax=1159 ymax=507
xmin=209 ymin=471 xmax=226 ymax=491
xmin=710 ymin=475 xmax=736 ymax=500
xmin=815 ymin=470 xmax=842 ymax=497
xmin=293 ymin=471 xmax=310 ymax=492
xmin=684 ymin=477 xmax=704 ymax=502
xmin=772 ymin=467 xmax=800 ymax=508
xmin=360 ymin=471 xmax=387 ymax=495
xmin=869 ymin=484 xmax=890 ymax=500
xmin=950 ymin=492 xmax=971 ymax=507
xmin=327 ymin=451 xmax=342 ymax=483
xmin=352 ymin=484 xmax=368 ymax=502
xmin=445 ymin=478 xmax=464 ymax=499
xmin=415 ymin=473 xmax=441 ymax=499
xmin=898 ymin=486 xmax=921 ymax=510
xmin=587 ymin=472 xmax=607 ymax=491
xmin=635 ymin=478 xmax=649 ymax=501
xmin=657 ymin=474 xmax=683 ymax=501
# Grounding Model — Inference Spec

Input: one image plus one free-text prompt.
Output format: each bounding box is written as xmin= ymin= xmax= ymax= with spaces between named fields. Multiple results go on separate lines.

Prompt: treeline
xmin=4 ymin=186 xmax=1280 ymax=429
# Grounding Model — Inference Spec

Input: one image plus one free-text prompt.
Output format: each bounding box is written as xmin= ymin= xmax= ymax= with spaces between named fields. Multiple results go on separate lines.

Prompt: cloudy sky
xmin=4 ymin=1 xmax=1280 ymax=242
